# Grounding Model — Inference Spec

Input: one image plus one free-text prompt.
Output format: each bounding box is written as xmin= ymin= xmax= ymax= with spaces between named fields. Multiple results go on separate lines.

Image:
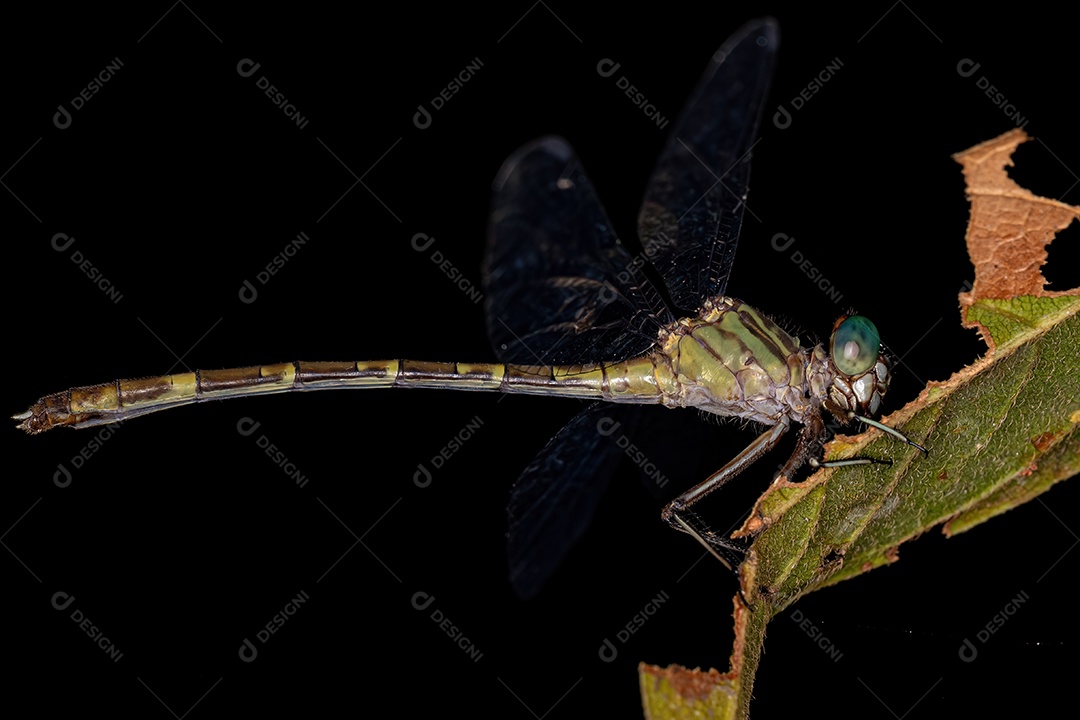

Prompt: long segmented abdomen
xmin=14 ymin=357 xmax=681 ymax=434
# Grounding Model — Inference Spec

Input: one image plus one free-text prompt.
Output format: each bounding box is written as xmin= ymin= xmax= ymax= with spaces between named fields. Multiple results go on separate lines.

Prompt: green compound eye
xmin=831 ymin=316 xmax=880 ymax=376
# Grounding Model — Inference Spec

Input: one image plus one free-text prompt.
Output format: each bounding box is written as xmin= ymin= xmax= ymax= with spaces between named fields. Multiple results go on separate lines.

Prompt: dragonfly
xmin=14 ymin=19 xmax=925 ymax=600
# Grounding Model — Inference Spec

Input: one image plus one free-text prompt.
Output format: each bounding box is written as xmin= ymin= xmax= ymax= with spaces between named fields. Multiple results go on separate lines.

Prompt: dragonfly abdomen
xmin=15 ymin=357 xmax=678 ymax=434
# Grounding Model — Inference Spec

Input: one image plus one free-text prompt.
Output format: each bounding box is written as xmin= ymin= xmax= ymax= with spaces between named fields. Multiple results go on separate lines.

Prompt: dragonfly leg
xmin=808 ymin=403 xmax=929 ymax=470
xmin=666 ymin=509 xmax=747 ymax=573
xmin=822 ymin=401 xmax=930 ymax=457
xmin=661 ymin=417 xmax=791 ymax=560
xmin=810 ymin=454 xmax=891 ymax=469
xmin=662 ymin=417 xmax=791 ymax=526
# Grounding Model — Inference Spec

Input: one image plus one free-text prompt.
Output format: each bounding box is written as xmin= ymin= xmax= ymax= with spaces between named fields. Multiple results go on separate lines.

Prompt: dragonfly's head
xmin=823 ymin=315 xmax=890 ymax=423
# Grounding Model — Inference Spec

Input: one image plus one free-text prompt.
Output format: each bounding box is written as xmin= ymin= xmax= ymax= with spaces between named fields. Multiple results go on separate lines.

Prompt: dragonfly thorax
xmin=659 ymin=297 xmax=815 ymax=426
xmin=657 ymin=298 xmax=891 ymax=430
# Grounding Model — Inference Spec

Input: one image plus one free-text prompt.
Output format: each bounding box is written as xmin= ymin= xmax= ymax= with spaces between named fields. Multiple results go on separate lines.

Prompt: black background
xmin=4 ymin=4 xmax=1077 ymax=717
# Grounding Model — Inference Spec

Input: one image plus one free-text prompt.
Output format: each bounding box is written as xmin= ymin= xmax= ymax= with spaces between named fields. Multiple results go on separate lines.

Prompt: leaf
xmin=955 ymin=130 xmax=1080 ymax=347
xmin=638 ymin=130 xmax=1080 ymax=719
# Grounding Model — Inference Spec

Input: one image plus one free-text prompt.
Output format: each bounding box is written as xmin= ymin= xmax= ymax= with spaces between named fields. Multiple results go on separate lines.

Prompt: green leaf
xmin=966 ymin=295 xmax=1080 ymax=351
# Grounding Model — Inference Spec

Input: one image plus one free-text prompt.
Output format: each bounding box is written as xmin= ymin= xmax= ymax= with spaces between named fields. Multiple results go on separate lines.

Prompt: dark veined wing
xmin=484 ymin=137 xmax=671 ymax=597
xmin=505 ymin=402 xmax=642 ymax=599
xmin=506 ymin=400 xmax=727 ymax=598
xmin=490 ymin=21 xmax=778 ymax=598
xmin=484 ymin=137 xmax=672 ymax=365
xmin=637 ymin=18 xmax=778 ymax=315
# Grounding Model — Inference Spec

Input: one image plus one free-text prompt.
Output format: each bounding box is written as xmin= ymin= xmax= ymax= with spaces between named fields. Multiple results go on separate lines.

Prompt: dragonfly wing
xmin=637 ymin=18 xmax=778 ymax=314
xmin=506 ymin=402 xmax=641 ymax=599
xmin=495 ymin=20 xmax=778 ymax=597
xmin=485 ymin=136 xmax=672 ymax=365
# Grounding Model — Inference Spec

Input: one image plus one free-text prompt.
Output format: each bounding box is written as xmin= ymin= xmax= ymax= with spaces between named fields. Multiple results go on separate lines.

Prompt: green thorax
xmin=657 ymin=296 xmax=830 ymax=425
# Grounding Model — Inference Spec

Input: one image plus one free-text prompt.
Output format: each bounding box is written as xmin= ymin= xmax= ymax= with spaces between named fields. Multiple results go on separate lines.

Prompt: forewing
xmin=637 ymin=18 xmax=778 ymax=314
xmin=485 ymin=137 xmax=672 ymax=365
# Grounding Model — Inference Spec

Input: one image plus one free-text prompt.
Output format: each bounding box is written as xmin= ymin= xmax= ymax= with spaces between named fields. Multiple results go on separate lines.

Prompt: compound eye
xmin=831 ymin=316 xmax=880 ymax=376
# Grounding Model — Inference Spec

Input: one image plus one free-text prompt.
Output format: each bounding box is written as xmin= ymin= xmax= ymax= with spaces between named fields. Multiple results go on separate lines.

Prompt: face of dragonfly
xmin=823 ymin=315 xmax=891 ymax=423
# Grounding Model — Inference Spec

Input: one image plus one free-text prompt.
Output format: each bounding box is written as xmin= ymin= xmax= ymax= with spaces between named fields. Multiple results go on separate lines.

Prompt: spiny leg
xmin=667 ymin=510 xmax=746 ymax=573
xmin=661 ymin=417 xmax=791 ymax=574
xmin=809 ymin=405 xmax=929 ymax=470
xmin=662 ymin=417 xmax=790 ymax=523
xmin=671 ymin=508 xmax=753 ymax=608
xmin=660 ymin=414 xmax=842 ymax=580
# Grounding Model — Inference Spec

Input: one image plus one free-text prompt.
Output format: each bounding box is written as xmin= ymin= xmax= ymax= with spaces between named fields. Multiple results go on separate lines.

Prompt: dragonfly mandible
xmin=14 ymin=18 xmax=925 ymax=599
